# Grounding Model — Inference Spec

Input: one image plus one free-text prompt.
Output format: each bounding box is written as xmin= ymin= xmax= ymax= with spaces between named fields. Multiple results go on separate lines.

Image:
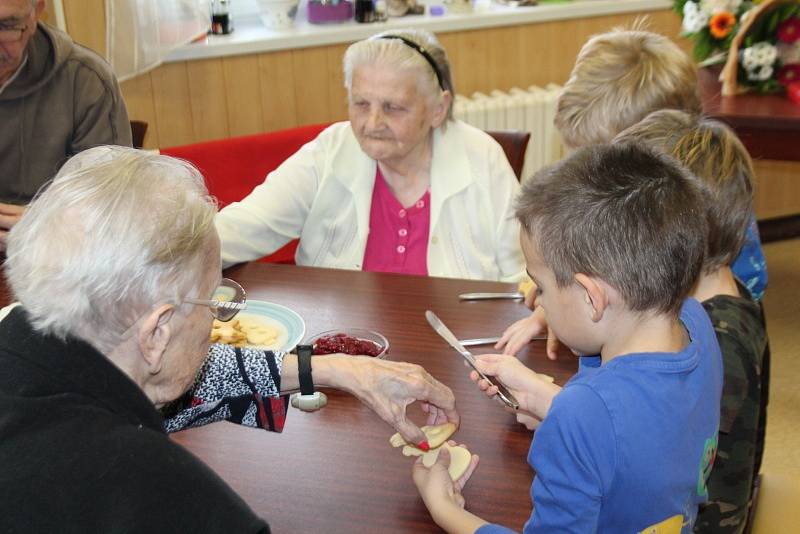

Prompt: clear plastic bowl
xmin=308 ymin=328 xmax=389 ymax=359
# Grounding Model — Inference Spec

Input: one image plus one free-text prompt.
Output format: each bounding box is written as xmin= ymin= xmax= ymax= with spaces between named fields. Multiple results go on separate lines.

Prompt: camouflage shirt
xmin=695 ymin=283 xmax=768 ymax=534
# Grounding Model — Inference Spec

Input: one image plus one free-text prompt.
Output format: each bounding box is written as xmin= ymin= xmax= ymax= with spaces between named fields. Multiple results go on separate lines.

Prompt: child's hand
xmin=495 ymin=306 xmax=563 ymax=361
xmin=469 ymin=354 xmax=561 ymax=419
xmin=494 ymin=308 xmax=546 ymax=356
xmin=516 ymin=412 xmax=542 ymax=430
xmin=412 ymin=442 xmax=480 ymax=512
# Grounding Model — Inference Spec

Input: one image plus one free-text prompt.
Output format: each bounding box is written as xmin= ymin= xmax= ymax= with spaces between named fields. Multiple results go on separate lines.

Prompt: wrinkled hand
xmin=412 ymin=441 xmax=479 ymax=512
xmin=469 ymin=353 xmax=561 ymax=420
xmin=0 ymin=202 xmax=26 ymax=251
xmin=342 ymin=357 xmax=459 ymax=446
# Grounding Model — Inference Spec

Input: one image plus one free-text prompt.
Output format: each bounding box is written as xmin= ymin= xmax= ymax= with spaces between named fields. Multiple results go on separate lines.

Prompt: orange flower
xmin=710 ymin=12 xmax=736 ymax=39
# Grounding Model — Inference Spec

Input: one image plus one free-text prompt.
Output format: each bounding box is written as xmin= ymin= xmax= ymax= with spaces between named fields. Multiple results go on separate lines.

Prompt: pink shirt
xmin=362 ymin=168 xmax=430 ymax=276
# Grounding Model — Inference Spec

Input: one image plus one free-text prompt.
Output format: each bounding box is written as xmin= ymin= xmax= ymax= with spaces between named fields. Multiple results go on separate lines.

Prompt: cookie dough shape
xmin=389 ymin=422 xmax=457 ymax=450
xmin=390 ymin=423 xmax=470 ymax=481
xmin=401 ymin=443 xmax=472 ymax=480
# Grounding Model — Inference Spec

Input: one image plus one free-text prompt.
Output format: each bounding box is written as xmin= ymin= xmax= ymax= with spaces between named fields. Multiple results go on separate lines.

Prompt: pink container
xmin=308 ymin=0 xmax=354 ymax=23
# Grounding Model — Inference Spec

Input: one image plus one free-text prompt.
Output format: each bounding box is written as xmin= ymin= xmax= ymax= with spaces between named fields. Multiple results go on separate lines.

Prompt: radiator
xmin=453 ymin=84 xmax=565 ymax=180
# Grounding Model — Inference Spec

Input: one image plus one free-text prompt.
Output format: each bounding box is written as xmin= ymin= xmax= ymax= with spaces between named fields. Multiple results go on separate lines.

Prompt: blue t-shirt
xmin=731 ymin=217 xmax=767 ymax=301
xmin=477 ymin=298 xmax=723 ymax=534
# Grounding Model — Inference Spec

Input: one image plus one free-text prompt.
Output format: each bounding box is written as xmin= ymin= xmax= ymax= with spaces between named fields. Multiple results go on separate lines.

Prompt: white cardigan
xmin=216 ymin=120 xmax=525 ymax=282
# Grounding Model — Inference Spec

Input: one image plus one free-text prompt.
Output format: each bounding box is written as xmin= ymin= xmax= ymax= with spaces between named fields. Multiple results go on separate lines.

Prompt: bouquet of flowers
xmin=675 ymin=0 xmax=800 ymax=93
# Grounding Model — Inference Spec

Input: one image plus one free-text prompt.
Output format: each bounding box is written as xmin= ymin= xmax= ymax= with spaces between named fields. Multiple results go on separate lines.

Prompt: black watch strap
xmin=296 ymin=344 xmax=315 ymax=395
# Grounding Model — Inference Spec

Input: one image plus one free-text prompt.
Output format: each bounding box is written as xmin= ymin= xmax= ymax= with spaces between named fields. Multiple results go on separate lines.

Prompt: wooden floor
xmin=749 ymin=237 xmax=800 ymax=528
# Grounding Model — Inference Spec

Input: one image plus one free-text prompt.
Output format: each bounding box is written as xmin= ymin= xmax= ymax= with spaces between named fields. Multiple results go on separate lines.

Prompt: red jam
xmin=313 ymin=333 xmax=383 ymax=357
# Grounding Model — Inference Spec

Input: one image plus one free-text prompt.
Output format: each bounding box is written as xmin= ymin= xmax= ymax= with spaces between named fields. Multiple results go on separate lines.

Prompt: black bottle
xmin=211 ymin=0 xmax=233 ymax=35
xmin=354 ymin=0 xmax=375 ymax=23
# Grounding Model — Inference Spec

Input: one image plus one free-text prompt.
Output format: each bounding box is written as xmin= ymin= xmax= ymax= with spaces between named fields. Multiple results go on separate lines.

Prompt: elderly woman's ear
xmin=137 ymin=304 xmax=176 ymax=374
xmin=431 ymin=91 xmax=452 ymax=129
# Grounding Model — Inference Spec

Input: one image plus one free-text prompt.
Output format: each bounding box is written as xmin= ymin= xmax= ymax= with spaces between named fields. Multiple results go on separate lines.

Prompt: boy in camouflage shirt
xmin=616 ymin=110 xmax=769 ymax=533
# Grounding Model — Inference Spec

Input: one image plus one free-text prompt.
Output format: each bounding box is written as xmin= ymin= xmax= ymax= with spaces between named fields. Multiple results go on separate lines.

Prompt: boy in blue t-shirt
xmin=412 ymin=144 xmax=724 ymax=533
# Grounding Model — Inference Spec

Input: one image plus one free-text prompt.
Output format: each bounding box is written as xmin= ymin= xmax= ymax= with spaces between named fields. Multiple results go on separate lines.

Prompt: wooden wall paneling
xmin=120 ymin=73 xmax=160 ymax=149
xmin=150 ymin=62 xmax=195 ymax=148
xmin=753 ymin=160 xmax=800 ymax=220
xmin=486 ymin=26 xmax=522 ymax=92
xmin=326 ymin=44 xmax=349 ymax=124
xmin=186 ymin=58 xmax=230 ymax=142
xmin=258 ymin=50 xmax=298 ymax=131
xmin=292 ymin=47 xmax=333 ymax=126
xmin=517 ymin=20 xmax=568 ymax=87
xmin=454 ymin=29 xmax=490 ymax=97
xmin=61 ymin=0 xmax=106 ymax=57
xmin=223 ymin=55 xmax=265 ymax=137
xmin=41 ymin=1 xmax=56 ymax=26
xmin=437 ymin=32 xmax=460 ymax=92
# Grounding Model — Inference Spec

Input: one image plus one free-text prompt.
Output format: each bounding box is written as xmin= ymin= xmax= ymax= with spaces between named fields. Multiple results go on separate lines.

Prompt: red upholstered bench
xmin=160 ymin=123 xmax=329 ymax=264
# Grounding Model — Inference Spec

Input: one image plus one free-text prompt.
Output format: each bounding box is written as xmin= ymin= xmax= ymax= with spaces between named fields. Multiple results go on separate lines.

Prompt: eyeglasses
xmin=185 ymin=278 xmax=247 ymax=322
xmin=0 ymin=24 xmax=28 ymax=43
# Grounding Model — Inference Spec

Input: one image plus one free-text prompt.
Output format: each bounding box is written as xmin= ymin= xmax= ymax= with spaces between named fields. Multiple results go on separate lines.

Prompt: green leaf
xmin=673 ymin=0 xmax=690 ymax=16
xmin=693 ymin=31 xmax=716 ymax=61
xmin=767 ymin=10 xmax=781 ymax=34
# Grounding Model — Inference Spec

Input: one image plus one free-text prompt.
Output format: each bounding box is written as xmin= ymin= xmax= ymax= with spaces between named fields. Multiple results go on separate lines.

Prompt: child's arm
xmin=495 ymin=307 xmax=562 ymax=360
xmin=471 ymin=353 xmax=562 ymax=421
xmin=412 ymin=444 xmax=487 ymax=534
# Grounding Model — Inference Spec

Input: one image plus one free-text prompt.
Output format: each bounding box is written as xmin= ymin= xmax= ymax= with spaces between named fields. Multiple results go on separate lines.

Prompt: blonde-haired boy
xmin=554 ymin=27 xmax=700 ymax=149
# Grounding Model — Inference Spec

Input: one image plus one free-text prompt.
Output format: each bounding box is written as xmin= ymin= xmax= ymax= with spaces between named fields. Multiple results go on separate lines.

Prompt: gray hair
xmin=5 ymin=146 xmax=218 ymax=353
xmin=343 ymin=28 xmax=455 ymax=120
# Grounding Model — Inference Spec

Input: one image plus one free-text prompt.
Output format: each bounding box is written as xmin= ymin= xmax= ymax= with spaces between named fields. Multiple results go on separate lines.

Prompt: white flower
xmin=699 ymin=0 xmax=741 ymax=15
xmin=742 ymin=42 xmax=778 ymax=69
xmin=747 ymin=64 xmax=774 ymax=81
xmin=777 ymin=42 xmax=800 ymax=65
xmin=682 ymin=2 xmax=709 ymax=33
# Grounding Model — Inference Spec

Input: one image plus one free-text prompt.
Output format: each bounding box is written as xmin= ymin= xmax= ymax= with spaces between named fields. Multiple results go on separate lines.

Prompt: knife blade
xmin=425 ymin=310 xmax=519 ymax=410
xmin=459 ymin=335 xmax=547 ymax=347
xmin=459 ymin=292 xmax=524 ymax=301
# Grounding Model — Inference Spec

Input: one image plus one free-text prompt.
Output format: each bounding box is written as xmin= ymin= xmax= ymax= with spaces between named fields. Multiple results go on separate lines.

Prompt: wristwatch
xmin=290 ymin=344 xmax=328 ymax=412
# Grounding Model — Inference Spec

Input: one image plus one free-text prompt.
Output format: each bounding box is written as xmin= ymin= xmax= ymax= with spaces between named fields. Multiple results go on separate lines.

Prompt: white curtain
xmin=105 ymin=0 xmax=210 ymax=82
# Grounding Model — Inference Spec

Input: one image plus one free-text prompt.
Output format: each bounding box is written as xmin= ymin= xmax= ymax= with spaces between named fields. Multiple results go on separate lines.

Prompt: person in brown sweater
xmin=0 ymin=0 xmax=131 ymax=249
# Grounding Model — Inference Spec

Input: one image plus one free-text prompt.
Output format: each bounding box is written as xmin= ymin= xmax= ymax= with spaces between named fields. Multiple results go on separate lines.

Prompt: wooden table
xmin=699 ymin=68 xmax=800 ymax=162
xmin=698 ymin=68 xmax=800 ymax=240
xmin=169 ymin=262 xmax=578 ymax=533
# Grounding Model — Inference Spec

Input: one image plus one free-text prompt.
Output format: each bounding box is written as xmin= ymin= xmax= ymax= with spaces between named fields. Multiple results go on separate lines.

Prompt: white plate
xmin=233 ymin=300 xmax=305 ymax=352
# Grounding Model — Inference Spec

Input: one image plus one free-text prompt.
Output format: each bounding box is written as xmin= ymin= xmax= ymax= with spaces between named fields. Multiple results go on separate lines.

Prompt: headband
xmin=377 ymin=35 xmax=445 ymax=91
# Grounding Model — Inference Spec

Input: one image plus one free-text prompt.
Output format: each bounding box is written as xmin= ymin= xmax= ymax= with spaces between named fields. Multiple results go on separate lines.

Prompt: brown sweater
xmin=0 ymin=23 xmax=131 ymax=204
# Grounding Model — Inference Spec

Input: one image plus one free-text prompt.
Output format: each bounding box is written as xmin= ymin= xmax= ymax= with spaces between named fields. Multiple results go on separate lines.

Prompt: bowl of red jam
xmin=309 ymin=329 xmax=389 ymax=358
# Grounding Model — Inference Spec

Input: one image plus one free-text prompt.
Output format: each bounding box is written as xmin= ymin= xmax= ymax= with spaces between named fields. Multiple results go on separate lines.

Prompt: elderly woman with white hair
xmin=0 ymin=146 xmax=458 ymax=532
xmin=216 ymin=29 xmax=524 ymax=282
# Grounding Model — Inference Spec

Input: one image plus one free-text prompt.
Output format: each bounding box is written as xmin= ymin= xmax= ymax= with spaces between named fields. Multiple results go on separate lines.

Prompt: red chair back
xmin=160 ymin=123 xmax=329 ymax=264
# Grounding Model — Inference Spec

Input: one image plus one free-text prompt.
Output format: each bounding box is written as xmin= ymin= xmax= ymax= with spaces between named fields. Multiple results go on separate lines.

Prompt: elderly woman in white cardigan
xmin=216 ymin=29 xmax=524 ymax=282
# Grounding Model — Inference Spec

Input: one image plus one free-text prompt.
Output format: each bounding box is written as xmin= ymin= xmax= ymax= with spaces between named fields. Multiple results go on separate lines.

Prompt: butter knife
xmin=459 ymin=335 xmax=547 ymax=347
xmin=459 ymin=292 xmax=524 ymax=301
xmin=425 ymin=310 xmax=520 ymax=410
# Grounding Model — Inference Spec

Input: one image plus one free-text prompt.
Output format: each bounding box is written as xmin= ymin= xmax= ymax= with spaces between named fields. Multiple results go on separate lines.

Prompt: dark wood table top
xmin=170 ymin=262 xmax=578 ymax=533
xmin=698 ymin=68 xmax=800 ymax=161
